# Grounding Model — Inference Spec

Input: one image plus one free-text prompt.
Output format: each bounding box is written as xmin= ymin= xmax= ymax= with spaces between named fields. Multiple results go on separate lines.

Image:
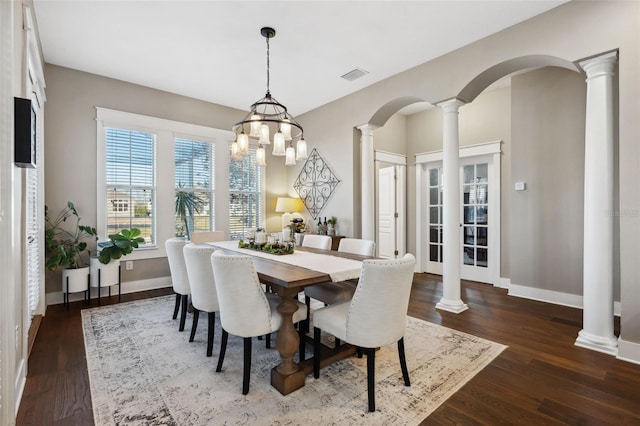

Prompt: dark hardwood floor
xmin=17 ymin=276 xmax=640 ymax=425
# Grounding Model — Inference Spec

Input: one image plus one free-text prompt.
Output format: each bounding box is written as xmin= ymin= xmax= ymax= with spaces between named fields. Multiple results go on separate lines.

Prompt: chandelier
xmin=231 ymin=27 xmax=308 ymax=167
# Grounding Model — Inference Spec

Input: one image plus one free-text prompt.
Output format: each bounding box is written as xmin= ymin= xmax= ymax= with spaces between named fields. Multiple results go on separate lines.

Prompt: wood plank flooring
xmin=16 ymin=276 xmax=640 ymax=425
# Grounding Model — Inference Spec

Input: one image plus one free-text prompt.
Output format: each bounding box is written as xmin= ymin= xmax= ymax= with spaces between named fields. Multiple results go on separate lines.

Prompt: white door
xmin=378 ymin=166 xmax=396 ymax=258
xmin=421 ymin=148 xmax=500 ymax=285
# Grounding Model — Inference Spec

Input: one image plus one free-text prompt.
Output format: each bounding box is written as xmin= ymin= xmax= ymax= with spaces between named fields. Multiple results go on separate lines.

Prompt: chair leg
xmin=367 ymin=348 xmax=376 ymax=412
xmin=243 ymin=337 xmax=252 ymax=395
xmin=356 ymin=347 xmax=363 ymax=358
xmin=298 ymin=323 xmax=305 ymax=362
xmin=313 ymin=327 xmax=321 ymax=379
xmin=305 ymin=296 xmax=311 ymax=333
xmin=179 ymin=294 xmax=188 ymax=331
xmin=265 ymin=333 xmax=271 ymax=348
xmin=189 ymin=308 xmax=200 ymax=342
xmin=207 ymin=312 xmax=215 ymax=357
xmin=215 ymin=329 xmax=228 ymax=372
xmin=173 ymin=293 xmax=180 ymax=319
xmin=335 ymin=338 xmax=341 ymax=347
xmin=398 ymin=337 xmax=411 ymax=386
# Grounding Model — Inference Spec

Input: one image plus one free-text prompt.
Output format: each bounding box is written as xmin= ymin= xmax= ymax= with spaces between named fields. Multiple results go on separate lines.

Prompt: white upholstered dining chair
xmin=303 ymin=238 xmax=376 ymax=333
xmin=301 ymin=234 xmax=332 ymax=250
xmin=210 ymin=251 xmax=308 ymax=395
xmin=165 ymin=238 xmax=191 ymax=332
xmin=190 ymin=230 xmax=225 ymax=244
xmin=312 ymin=253 xmax=416 ymax=412
xmin=183 ymin=243 xmax=219 ymax=357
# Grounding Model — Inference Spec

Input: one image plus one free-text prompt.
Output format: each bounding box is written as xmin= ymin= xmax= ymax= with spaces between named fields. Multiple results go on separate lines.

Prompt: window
xmin=174 ymin=137 xmax=214 ymax=237
xmin=105 ymin=127 xmax=156 ymax=245
xmin=229 ymin=147 xmax=263 ymax=239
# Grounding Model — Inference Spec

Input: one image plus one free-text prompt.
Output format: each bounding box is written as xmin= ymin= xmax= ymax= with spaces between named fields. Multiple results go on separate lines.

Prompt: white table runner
xmin=209 ymin=240 xmax=362 ymax=282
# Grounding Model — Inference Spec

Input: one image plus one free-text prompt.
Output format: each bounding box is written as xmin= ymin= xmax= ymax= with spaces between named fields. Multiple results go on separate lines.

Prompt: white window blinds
xmin=105 ymin=128 xmax=156 ymax=245
xmin=174 ymin=137 xmax=215 ymax=237
xmin=229 ymin=147 xmax=263 ymax=239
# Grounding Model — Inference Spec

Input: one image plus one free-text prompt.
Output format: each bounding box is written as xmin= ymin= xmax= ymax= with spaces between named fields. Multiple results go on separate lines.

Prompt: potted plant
xmin=327 ymin=216 xmax=338 ymax=236
xmin=45 ymin=201 xmax=97 ymax=299
xmin=90 ymin=228 xmax=145 ymax=293
xmin=175 ymin=183 xmax=205 ymax=240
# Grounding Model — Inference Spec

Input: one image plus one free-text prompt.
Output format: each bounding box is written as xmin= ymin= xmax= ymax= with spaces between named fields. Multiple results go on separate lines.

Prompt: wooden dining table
xmin=208 ymin=240 xmax=370 ymax=395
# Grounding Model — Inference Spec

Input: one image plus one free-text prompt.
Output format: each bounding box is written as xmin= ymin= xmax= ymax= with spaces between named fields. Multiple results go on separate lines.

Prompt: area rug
xmin=82 ymin=296 xmax=506 ymax=425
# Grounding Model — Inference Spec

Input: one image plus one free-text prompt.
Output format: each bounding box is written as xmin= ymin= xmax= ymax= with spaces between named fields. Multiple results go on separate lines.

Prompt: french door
xmin=419 ymin=142 xmax=501 ymax=285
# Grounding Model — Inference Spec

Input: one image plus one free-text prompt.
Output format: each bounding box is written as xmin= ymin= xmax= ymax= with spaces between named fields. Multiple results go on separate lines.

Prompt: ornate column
xmin=436 ymin=99 xmax=468 ymax=313
xmin=358 ymin=124 xmax=378 ymax=241
xmin=576 ymin=51 xmax=618 ymax=355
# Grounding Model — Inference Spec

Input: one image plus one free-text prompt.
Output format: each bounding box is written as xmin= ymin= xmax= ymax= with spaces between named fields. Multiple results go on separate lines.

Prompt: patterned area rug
xmin=82 ymin=296 xmax=506 ymax=425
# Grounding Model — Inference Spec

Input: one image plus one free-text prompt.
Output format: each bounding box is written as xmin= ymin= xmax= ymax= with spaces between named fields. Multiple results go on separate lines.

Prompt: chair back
xmin=183 ymin=243 xmax=219 ymax=313
xmin=338 ymin=238 xmax=375 ymax=256
xmin=210 ymin=252 xmax=273 ymax=337
xmin=191 ymin=231 xmax=225 ymax=244
xmin=346 ymin=254 xmax=416 ymax=348
xmin=165 ymin=238 xmax=190 ymax=295
xmin=302 ymin=234 xmax=332 ymax=250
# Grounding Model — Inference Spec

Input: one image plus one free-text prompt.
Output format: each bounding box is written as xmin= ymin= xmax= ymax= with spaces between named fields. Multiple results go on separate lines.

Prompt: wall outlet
xmin=514 ymin=182 xmax=526 ymax=191
xmin=125 ymin=260 xmax=133 ymax=270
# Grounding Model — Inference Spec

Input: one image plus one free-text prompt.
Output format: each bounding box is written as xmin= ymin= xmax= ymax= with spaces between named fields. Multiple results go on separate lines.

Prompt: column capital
xmin=579 ymin=51 xmax=617 ymax=80
xmin=357 ymin=123 xmax=379 ymax=137
xmin=437 ymin=98 xmax=465 ymax=112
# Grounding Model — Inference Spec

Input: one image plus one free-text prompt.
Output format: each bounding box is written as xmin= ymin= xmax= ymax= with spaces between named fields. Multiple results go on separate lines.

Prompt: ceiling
xmin=33 ymin=1 xmax=567 ymax=116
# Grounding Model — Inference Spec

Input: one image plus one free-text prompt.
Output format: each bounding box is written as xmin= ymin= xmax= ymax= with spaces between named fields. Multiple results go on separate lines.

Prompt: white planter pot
xmin=62 ymin=266 xmax=90 ymax=294
xmin=90 ymin=257 xmax=120 ymax=288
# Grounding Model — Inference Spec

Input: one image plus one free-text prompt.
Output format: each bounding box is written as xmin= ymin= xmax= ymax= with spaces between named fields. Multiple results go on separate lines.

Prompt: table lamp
xmin=275 ymin=197 xmax=301 ymax=230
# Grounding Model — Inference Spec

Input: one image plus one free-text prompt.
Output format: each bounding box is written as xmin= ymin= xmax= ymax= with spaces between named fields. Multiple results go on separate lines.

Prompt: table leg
xmin=271 ymin=287 xmax=306 ymax=395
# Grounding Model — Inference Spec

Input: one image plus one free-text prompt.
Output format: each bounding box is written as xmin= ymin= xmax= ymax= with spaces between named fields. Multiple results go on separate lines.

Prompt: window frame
xmin=96 ymin=107 xmax=236 ymax=259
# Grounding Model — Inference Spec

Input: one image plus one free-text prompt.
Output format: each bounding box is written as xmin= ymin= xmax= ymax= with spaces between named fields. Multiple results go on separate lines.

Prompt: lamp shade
xmin=275 ymin=197 xmax=301 ymax=213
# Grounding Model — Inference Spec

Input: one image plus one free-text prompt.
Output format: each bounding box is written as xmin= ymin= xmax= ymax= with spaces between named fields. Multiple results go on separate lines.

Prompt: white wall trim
xmin=13 ymin=360 xmax=25 ymax=418
xmin=45 ymin=277 xmax=172 ymax=306
xmin=374 ymin=150 xmax=407 ymax=165
xmin=617 ymin=338 xmax=640 ymax=365
xmin=415 ymin=140 xmax=502 ymax=164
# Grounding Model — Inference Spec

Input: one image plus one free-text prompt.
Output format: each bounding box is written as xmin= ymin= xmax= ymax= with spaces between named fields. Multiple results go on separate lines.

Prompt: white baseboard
xmin=14 ymin=358 xmax=26 ymax=418
xmin=46 ymin=277 xmax=172 ymax=306
xmin=617 ymin=338 xmax=640 ymax=365
xmin=506 ymin=281 xmax=621 ymax=316
xmin=498 ymin=277 xmax=511 ymax=289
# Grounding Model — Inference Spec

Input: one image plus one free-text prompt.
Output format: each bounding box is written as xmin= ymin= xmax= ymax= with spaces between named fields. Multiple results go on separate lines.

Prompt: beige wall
xmin=511 ymin=67 xmax=586 ymax=294
xmin=43 ymin=64 xmax=289 ymax=293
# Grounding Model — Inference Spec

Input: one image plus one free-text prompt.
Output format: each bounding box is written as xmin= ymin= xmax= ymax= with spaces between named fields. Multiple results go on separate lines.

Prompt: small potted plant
xmin=327 ymin=216 xmax=338 ymax=236
xmin=90 ymin=228 xmax=145 ymax=291
xmin=45 ymin=201 xmax=97 ymax=298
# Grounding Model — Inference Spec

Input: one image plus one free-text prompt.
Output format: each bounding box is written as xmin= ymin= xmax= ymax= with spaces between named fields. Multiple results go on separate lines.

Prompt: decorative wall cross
xmin=293 ymin=148 xmax=340 ymax=220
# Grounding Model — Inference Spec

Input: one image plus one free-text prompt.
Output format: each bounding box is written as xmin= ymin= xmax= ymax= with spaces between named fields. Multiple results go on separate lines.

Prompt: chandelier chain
xmin=266 ymin=35 xmax=270 ymax=95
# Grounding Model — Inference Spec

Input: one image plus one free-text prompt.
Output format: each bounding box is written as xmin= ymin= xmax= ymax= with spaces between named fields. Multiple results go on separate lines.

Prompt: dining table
xmin=207 ymin=239 xmax=371 ymax=395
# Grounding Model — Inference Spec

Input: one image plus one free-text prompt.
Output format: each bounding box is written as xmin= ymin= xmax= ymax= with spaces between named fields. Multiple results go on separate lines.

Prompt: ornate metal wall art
xmin=293 ymin=148 xmax=340 ymax=220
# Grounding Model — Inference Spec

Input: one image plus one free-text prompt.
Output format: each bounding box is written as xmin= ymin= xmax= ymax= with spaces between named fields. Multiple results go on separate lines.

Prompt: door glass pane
xmin=477 ymin=248 xmax=488 ymax=267
xmin=429 ymin=168 xmax=438 ymax=186
xmin=429 ymin=207 xmax=438 ymax=224
xmin=463 ymin=185 xmax=472 ymax=204
xmin=477 ymin=227 xmax=488 ymax=246
xmin=464 ymin=206 xmax=475 ymax=224
xmin=430 ymin=244 xmax=439 ymax=261
xmin=476 ymin=163 xmax=488 ymax=180
xmin=476 ymin=206 xmax=488 ymax=224
xmin=463 ymin=165 xmax=474 ymax=184
xmin=429 ymin=226 xmax=439 ymax=243
xmin=429 ymin=188 xmax=438 ymax=205
xmin=463 ymin=247 xmax=474 ymax=265
xmin=464 ymin=226 xmax=475 ymax=245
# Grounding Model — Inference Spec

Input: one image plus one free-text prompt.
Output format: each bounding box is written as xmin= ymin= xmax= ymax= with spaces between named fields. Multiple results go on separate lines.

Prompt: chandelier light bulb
xmin=281 ymin=120 xmax=292 ymax=141
xmin=296 ymin=138 xmax=308 ymax=160
xmin=259 ymin=123 xmax=270 ymax=145
xmin=237 ymin=132 xmax=249 ymax=156
xmin=256 ymin=145 xmax=266 ymax=166
xmin=249 ymin=114 xmax=262 ymax=137
xmin=272 ymin=131 xmax=286 ymax=156
xmin=285 ymin=144 xmax=296 ymax=166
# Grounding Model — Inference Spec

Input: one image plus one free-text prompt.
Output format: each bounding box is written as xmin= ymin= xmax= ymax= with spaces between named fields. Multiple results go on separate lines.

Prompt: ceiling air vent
xmin=341 ymin=68 xmax=369 ymax=82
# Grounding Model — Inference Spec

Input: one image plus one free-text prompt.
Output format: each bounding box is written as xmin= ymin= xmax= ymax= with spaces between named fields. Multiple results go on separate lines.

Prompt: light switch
xmin=514 ymin=182 xmax=526 ymax=191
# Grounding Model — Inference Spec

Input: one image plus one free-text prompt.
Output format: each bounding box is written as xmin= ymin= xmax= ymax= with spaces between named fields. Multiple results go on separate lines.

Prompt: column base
xmin=575 ymin=329 xmax=618 ymax=356
xmin=436 ymin=298 xmax=469 ymax=314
